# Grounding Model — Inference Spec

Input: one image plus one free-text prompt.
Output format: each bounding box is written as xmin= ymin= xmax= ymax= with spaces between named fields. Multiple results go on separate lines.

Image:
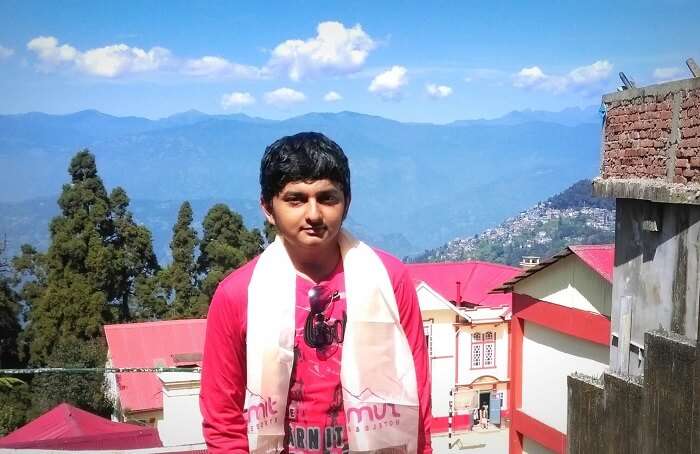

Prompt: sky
xmin=0 ymin=0 xmax=698 ymax=123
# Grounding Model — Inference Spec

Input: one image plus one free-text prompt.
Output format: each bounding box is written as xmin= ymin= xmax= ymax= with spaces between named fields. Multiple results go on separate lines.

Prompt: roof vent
xmin=520 ymin=256 xmax=540 ymax=269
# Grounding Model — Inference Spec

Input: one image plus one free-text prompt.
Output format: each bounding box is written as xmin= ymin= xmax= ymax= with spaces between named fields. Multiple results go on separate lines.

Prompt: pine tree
xmin=109 ymin=187 xmax=159 ymax=321
xmin=165 ymin=201 xmax=201 ymax=319
xmin=196 ymin=204 xmax=263 ymax=315
xmin=0 ymin=239 xmax=20 ymax=369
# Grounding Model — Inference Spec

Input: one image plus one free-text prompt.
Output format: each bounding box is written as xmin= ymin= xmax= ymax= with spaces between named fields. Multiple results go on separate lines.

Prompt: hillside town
xmin=418 ymin=194 xmax=615 ymax=265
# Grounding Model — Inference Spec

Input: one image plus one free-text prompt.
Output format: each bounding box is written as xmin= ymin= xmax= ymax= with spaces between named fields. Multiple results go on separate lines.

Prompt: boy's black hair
xmin=260 ymin=132 xmax=351 ymax=205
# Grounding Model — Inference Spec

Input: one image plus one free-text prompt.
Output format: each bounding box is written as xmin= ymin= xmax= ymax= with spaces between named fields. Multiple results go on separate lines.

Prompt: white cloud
xmin=653 ymin=67 xmax=685 ymax=82
xmin=264 ymin=87 xmax=306 ymax=107
xmin=568 ymin=60 xmax=613 ymax=85
xmin=369 ymin=65 xmax=407 ymax=99
xmin=268 ymin=21 xmax=376 ymax=81
xmin=0 ymin=45 xmax=15 ymax=60
xmin=426 ymin=83 xmax=453 ymax=98
xmin=324 ymin=91 xmax=343 ymax=102
xmin=26 ymin=35 xmax=170 ymax=77
xmin=27 ymin=36 xmax=78 ymax=66
xmin=184 ymin=56 xmax=263 ymax=79
xmin=513 ymin=66 xmax=548 ymax=87
xmin=78 ymin=44 xmax=170 ymax=77
xmin=221 ymin=91 xmax=256 ymax=110
xmin=513 ymin=60 xmax=613 ymax=94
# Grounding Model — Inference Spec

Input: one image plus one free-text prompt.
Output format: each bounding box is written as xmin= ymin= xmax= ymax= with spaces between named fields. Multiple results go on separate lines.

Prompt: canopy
xmin=0 ymin=402 xmax=162 ymax=450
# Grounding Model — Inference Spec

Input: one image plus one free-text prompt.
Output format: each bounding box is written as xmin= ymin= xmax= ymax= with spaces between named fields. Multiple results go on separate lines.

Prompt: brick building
xmin=568 ymin=72 xmax=700 ymax=453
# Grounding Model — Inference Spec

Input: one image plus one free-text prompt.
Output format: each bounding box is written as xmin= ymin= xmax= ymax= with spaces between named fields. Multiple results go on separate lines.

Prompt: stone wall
xmin=568 ymin=330 xmax=697 ymax=454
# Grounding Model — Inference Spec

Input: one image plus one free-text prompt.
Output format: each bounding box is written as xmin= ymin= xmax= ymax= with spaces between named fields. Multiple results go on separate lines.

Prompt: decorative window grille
xmin=484 ymin=343 xmax=495 ymax=367
xmin=471 ymin=344 xmax=482 ymax=368
xmin=471 ymin=331 xmax=496 ymax=369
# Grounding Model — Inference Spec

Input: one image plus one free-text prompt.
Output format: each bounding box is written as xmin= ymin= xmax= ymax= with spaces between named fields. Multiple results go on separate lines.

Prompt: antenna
xmin=619 ymin=72 xmax=636 ymax=90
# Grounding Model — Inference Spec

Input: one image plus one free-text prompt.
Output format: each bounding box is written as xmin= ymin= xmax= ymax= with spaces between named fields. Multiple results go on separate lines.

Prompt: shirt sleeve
xmin=200 ymin=281 xmax=249 ymax=453
xmin=393 ymin=265 xmax=433 ymax=453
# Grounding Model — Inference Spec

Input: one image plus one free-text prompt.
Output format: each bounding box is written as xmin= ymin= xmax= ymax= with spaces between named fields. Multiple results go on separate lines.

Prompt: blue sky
xmin=0 ymin=0 xmax=698 ymax=123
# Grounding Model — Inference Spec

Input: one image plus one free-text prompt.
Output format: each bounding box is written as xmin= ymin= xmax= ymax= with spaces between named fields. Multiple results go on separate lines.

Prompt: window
xmin=471 ymin=330 xmax=496 ymax=369
xmin=423 ymin=323 xmax=433 ymax=357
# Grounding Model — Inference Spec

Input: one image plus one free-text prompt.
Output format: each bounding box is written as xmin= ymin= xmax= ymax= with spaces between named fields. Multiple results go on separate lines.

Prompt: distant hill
xmin=412 ymin=179 xmax=615 ymax=265
xmin=0 ymin=107 xmax=602 ymax=257
xmin=451 ymin=106 xmax=601 ymax=127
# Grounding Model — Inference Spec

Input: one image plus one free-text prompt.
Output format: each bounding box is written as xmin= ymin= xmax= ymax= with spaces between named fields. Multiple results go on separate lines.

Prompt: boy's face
xmin=262 ymin=178 xmax=347 ymax=255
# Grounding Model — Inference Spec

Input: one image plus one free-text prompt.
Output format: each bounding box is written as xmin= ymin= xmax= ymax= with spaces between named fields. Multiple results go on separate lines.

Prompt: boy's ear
xmin=260 ymin=198 xmax=275 ymax=225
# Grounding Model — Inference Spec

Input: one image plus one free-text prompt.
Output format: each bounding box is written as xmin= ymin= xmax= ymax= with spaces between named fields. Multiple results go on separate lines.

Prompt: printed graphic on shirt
xmin=286 ymin=274 xmax=349 ymax=454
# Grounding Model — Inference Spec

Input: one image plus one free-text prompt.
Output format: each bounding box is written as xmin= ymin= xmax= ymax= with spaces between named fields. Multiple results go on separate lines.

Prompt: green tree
xmin=28 ymin=338 xmax=113 ymax=420
xmin=196 ymin=204 xmax=263 ymax=315
xmin=164 ymin=201 xmax=201 ymax=319
xmin=0 ymin=378 xmax=30 ymax=436
xmin=24 ymin=150 xmax=115 ymax=364
xmin=263 ymin=220 xmax=277 ymax=245
xmin=109 ymin=187 xmax=159 ymax=321
xmin=0 ymin=239 xmax=21 ymax=369
xmin=0 ymin=240 xmax=30 ymax=436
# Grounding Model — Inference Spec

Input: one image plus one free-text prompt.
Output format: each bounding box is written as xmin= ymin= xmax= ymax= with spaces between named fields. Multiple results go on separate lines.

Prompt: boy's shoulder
xmin=216 ymin=255 xmax=261 ymax=300
xmin=370 ymin=246 xmax=410 ymax=279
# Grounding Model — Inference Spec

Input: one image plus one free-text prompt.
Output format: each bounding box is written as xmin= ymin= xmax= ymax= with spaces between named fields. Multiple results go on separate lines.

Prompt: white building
xmin=408 ymin=261 xmax=521 ymax=433
xmin=494 ymin=245 xmax=614 ymax=454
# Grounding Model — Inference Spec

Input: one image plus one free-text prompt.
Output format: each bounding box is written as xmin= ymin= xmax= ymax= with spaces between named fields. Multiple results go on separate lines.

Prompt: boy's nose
xmin=305 ymin=200 xmax=322 ymax=223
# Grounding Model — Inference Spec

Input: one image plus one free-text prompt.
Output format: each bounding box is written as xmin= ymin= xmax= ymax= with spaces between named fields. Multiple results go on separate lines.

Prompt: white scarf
xmin=245 ymin=230 xmax=420 ymax=453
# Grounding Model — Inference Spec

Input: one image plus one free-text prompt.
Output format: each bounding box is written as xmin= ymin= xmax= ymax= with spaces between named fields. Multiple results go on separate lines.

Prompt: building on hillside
xmin=104 ymin=319 xmax=206 ymax=447
xmin=493 ymin=244 xmax=614 ymax=454
xmin=408 ymin=261 xmax=521 ymax=433
xmin=567 ymin=72 xmax=700 ymax=453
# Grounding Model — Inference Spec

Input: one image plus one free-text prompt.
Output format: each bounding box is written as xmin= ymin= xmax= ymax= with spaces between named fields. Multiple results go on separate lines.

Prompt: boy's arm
xmin=394 ymin=266 xmax=433 ymax=454
xmin=200 ymin=284 xmax=249 ymax=453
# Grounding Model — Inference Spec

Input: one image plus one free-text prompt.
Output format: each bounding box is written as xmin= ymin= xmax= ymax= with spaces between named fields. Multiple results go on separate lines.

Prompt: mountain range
xmin=0 ymin=106 xmax=603 ymax=259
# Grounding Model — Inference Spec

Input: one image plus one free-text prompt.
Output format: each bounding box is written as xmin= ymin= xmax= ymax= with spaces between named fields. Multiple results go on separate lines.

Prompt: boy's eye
xmin=319 ymin=194 xmax=339 ymax=204
xmin=283 ymin=196 xmax=304 ymax=205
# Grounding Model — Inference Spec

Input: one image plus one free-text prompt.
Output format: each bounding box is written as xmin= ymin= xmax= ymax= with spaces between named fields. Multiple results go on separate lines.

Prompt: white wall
xmin=521 ymin=322 xmax=608 ymax=434
xmin=515 ymin=255 xmax=612 ymax=316
xmin=523 ymin=436 xmax=556 ymax=454
xmin=456 ymin=325 xmax=508 ymax=389
xmin=157 ymin=373 xmax=204 ymax=447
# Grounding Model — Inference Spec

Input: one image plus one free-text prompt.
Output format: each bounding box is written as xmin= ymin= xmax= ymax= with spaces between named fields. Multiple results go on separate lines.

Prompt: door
xmin=489 ymin=392 xmax=501 ymax=425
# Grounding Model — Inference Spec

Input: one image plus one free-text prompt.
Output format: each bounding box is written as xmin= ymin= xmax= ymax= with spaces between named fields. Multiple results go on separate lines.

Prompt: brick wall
xmin=600 ymin=79 xmax=700 ymax=185
xmin=677 ymin=89 xmax=700 ymax=183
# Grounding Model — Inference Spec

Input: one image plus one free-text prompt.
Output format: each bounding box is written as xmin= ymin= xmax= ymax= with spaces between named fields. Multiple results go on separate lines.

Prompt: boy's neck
xmin=286 ymin=242 xmax=342 ymax=284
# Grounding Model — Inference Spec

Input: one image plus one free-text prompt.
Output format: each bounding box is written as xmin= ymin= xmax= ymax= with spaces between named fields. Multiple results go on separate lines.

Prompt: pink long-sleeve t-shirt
xmin=200 ymin=249 xmax=432 ymax=453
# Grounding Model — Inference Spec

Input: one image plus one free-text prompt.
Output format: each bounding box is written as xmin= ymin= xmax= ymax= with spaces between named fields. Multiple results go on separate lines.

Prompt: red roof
xmin=493 ymin=244 xmax=615 ymax=292
xmin=569 ymin=244 xmax=614 ymax=283
xmin=407 ymin=261 xmax=521 ymax=307
xmin=0 ymin=403 xmax=161 ymax=450
xmin=104 ymin=319 xmax=206 ymax=413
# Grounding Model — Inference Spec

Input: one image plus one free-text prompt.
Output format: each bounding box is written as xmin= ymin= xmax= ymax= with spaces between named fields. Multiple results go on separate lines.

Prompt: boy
xmin=200 ymin=132 xmax=432 ymax=453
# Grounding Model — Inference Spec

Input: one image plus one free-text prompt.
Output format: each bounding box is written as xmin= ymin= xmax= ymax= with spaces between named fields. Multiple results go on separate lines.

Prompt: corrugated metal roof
xmin=104 ymin=319 xmax=207 ymax=413
xmin=570 ymin=244 xmax=614 ymax=283
xmin=492 ymin=244 xmax=614 ymax=292
xmin=407 ymin=261 xmax=521 ymax=307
